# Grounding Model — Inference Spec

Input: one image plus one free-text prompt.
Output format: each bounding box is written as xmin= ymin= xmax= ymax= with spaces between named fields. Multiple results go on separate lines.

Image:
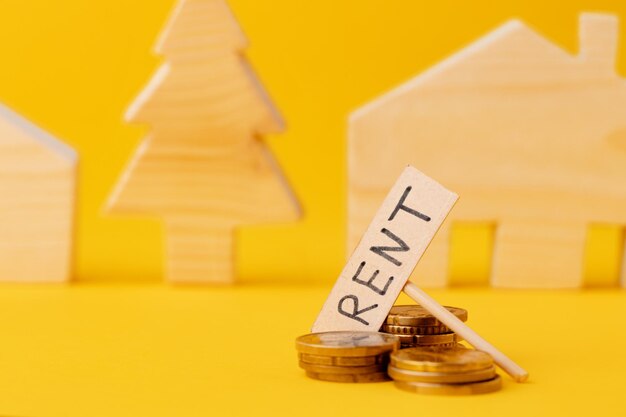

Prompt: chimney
xmin=579 ymin=13 xmax=619 ymax=73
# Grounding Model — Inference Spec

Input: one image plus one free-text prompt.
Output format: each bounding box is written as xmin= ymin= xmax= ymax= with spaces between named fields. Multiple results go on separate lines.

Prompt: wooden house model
xmin=0 ymin=103 xmax=77 ymax=282
xmin=349 ymin=13 xmax=626 ymax=288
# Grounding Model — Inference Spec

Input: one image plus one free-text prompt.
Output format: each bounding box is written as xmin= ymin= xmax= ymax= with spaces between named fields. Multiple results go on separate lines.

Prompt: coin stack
xmin=295 ymin=331 xmax=400 ymax=383
xmin=381 ymin=305 xmax=467 ymax=348
xmin=388 ymin=345 xmax=502 ymax=395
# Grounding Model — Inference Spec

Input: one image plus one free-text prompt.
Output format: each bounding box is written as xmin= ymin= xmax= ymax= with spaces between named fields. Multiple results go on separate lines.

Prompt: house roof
xmin=350 ymin=17 xmax=597 ymax=123
xmin=0 ymin=102 xmax=77 ymax=163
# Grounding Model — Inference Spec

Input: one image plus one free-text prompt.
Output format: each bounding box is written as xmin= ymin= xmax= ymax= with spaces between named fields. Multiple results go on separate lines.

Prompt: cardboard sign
xmin=312 ymin=166 xmax=458 ymax=332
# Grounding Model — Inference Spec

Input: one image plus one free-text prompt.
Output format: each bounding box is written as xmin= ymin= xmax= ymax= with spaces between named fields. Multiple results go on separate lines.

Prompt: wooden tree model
xmin=107 ymin=0 xmax=299 ymax=284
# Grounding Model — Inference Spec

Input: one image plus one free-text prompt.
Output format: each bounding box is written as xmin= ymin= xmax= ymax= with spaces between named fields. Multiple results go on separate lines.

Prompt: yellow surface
xmin=0 ymin=0 xmax=625 ymax=284
xmin=0 ymin=284 xmax=624 ymax=416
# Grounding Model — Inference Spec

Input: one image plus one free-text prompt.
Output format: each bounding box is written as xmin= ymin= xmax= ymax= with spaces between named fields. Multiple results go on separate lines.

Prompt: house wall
xmin=0 ymin=123 xmax=76 ymax=282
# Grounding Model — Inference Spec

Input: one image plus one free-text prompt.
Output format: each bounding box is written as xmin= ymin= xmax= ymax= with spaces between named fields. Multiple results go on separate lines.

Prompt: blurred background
xmin=1 ymin=0 xmax=625 ymax=285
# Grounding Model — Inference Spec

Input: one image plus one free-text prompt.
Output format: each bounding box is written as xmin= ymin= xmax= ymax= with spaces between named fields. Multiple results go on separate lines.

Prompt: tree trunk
xmin=165 ymin=219 xmax=234 ymax=284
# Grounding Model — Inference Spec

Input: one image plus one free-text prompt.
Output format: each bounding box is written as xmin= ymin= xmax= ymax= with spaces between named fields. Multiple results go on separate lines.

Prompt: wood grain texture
xmin=107 ymin=0 xmax=299 ymax=284
xmin=313 ymin=166 xmax=457 ymax=332
xmin=348 ymin=13 xmax=626 ymax=288
xmin=0 ymin=103 xmax=77 ymax=282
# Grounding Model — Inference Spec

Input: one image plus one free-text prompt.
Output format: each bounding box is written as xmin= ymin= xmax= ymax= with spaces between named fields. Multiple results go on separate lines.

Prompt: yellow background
xmin=0 ymin=0 xmax=624 ymax=284
xmin=0 ymin=1 xmax=626 ymax=416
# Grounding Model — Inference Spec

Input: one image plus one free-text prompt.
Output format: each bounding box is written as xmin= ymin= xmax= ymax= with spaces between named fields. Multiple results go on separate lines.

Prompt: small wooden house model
xmin=349 ymin=13 xmax=626 ymax=288
xmin=0 ymin=103 xmax=77 ymax=282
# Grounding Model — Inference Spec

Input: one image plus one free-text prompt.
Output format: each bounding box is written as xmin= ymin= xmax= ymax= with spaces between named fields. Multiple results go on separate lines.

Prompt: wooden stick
xmin=403 ymin=281 xmax=529 ymax=382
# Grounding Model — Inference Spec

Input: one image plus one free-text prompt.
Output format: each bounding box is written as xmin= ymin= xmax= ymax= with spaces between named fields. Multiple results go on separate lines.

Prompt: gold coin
xmin=400 ymin=342 xmax=458 ymax=349
xmin=306 ymin=371 xmax=390 ymax=383
xmin=392 ymin=333 xmax=415 ymax=345
xmin=298 ymin=352 xmax=388 ymax=367
xmin=295 ymin=332 xmax=400 ymax=357
xmin=403 ymin=342 xmax=459 ymax=349
xmin=299 ymin=361 xmax=386 ymax=374
xmin=382 ymin=324 xmax=450 ymax=335
xmin=386 ymin=305 xmax=468 ymax=326
xmin=414 ymin=333 xmax=458 ymax=345
xmin=393 ymin=375 xmax=502 ymax=395
xmin=385 ymin=332 xmax=457 ymax=346
xmin=401 ymin=342 xmax=458 ymax=349
xmin=391 ymin=346 xmax=493 ymax=373
xmin=388 ymin=364 xmax=497 ymax=384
